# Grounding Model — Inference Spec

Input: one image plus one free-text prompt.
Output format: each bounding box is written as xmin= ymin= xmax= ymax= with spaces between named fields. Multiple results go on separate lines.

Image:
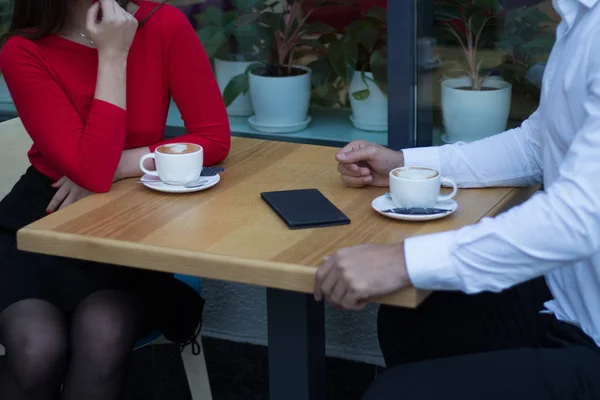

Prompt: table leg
xmin=267 ymin=289 xmax=326 ymax=400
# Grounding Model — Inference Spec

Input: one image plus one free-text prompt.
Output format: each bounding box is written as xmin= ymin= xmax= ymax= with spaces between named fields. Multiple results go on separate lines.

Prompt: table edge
xmin=16 ymin=185 xmax=539 ymax=309
xmin=16 ymin=228 xmax=427 ymax=307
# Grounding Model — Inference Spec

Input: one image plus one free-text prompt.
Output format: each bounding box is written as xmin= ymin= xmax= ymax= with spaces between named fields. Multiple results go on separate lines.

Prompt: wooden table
xmin=11 ymin=118 xmax=537 ymax=399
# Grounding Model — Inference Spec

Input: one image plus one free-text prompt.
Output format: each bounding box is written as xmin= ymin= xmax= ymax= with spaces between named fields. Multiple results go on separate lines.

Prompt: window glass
xmin=192 ymin=0 xmax=389 ymax=145
xmin=418 ymin=0 xmax=557 ymax=146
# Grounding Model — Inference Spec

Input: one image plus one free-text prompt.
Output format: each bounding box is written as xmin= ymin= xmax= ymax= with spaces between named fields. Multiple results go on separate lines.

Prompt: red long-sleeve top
xmin=0 ymin=1 xmax=231 ymax=193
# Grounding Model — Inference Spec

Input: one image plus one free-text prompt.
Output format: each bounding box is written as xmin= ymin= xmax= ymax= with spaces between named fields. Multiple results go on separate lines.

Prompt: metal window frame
xmin=387 ymin=0 xmax=434 ymax=150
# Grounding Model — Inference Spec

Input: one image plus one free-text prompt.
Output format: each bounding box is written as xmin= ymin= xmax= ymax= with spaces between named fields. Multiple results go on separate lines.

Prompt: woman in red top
xmin=0 ymin=0 xmax=230 ymax=398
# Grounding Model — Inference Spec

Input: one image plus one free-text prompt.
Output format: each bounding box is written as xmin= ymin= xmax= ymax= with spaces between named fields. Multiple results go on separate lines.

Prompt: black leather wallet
xmin=261 ymin=189 xmax=351 ymax=229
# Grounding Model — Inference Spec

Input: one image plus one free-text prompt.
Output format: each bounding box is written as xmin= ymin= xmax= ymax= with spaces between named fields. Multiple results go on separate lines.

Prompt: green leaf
xmin=235 ymin=12 xmax=264 ymax=29
xmin=231 ymin=19 xmax=261 ymax=38
xmin=298 ymin=38 xmax=327 ymax=51
xmin=222 ymin=73 xmax=249 ymax=107
xmin=231 ymin=0 xmax=270 ymax=12
xmin=302 ymin=22 xmax=336 ymax=35
xmin=370 ymin=48 xmax=387 ymax=96
xmin=194 ymin=6 xmax=226 ymax=28
xmin=312 ymin=85 xmax=342 ymax=108
xmin=496 ymin=62 xmax=528 ymax=75
xmin=259 ymin=11 xmax=282 ymax=32
xmin=474 ymin=0 xmax=502 ymax=12
xmin=308 ymin=57 xmax=336 ymax=88
xmin=463 ymin=5 xmax=486 ymax=20
xmin=319 ymin=33 xmax=339 ymax=45
xmin=352 ymin=89 xmax=370 ymax=101
xmin=347 ymin=20 xmax=381 ymax=53
xmin=365 ymin=7 xmax=386 ymax=23
xmin=327 ymin=37 xmax=358 ymax=85
xmin=516 ymin=6 xmax=554 ymax=25
xmin=522 ymin=36 xmax=555 ymax=50
xmin=497 ymin=34 xmax=526 ymax=48
xmin=469 ymin=9 xmax=488 ymax=36
xmin=504 ymin=9 xmax=519 ymax=25
xmin=197 ymin=27 xmax=228 ymax=59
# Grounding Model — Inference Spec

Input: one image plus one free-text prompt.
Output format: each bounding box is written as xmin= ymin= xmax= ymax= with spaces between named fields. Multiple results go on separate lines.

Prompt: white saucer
xmin=140 ymin=174 xmax=220 ymax=194
xmin=248 ymin=116 xmax=312 ymax=133
xmin=371 ymin=194 xmax=458 ymax=221
xmin=349 ymin=115 xmax=387 ymax=132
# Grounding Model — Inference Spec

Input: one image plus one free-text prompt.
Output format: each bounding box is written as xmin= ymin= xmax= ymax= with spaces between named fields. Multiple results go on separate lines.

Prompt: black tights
xmin=0 ymin=290 xmax=141 ymax=400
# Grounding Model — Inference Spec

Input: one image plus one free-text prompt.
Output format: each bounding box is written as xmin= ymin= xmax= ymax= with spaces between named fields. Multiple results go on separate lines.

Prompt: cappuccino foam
xmin=393 ymin=168 xmax=438 ymax=180
xmin=157 ymin=143 xmax=201 ymax=155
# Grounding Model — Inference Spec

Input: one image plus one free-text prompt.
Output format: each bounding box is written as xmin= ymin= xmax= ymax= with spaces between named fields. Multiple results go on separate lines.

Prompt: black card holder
xmin=261 ymin=189 xmax=351 ymax=229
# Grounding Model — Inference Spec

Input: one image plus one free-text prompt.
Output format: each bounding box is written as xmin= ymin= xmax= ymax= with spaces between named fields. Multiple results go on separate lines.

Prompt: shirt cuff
xmin=402 ymin=147 xmax=442 ymax=172
xmin=404 ymin=230 xmax=463 ymax=291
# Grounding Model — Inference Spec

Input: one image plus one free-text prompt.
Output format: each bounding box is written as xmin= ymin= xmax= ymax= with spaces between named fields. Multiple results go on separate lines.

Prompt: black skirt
xmin=0 ymin=166 xmax=204 ymax=344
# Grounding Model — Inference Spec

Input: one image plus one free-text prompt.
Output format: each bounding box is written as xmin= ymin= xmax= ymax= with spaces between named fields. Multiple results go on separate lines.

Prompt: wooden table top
xmin=11 ymin=118 xmax=537 ymax=307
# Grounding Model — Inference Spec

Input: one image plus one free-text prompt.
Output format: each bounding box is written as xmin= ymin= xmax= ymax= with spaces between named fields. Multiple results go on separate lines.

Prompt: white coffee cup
xmin=389 ymin=166 xmax=457 ymax=208
xmin=139 ymin=143 xmax=203 ymax=185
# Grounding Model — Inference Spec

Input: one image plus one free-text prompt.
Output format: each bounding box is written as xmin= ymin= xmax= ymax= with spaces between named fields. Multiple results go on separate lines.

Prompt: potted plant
xmin=435 ymin=0 xmax=512 ymax=143
xmin=320 ymin=6 xmax=387 ymax=131
xmin=195 ymin=0 xmax=271 ymax=117
xmin=223 ymin=0 xmax=337 ymax=133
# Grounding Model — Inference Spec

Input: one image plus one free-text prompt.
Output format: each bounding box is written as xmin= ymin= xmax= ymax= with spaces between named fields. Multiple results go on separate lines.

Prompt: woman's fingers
xmin=99 ymin=0 xmax=117 ymax=19
xmin=86 ymin=2 xmax=101 ymax=33
xmin=59 ymin=192 xmax=77 ymax=211
xmin=47 ymin=185 xmax=70 ymax=213
xmin=51 ymin=176 xmax=67 ymax=188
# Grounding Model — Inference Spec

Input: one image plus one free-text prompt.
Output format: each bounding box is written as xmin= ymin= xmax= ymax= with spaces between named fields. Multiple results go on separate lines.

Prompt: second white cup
xmin=389 ymin=166 xmax=457 ymax=208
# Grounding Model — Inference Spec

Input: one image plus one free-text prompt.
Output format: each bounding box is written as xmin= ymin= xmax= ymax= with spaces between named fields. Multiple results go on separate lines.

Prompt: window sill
xmin=166 ymin=101 xmax=388 ymax=148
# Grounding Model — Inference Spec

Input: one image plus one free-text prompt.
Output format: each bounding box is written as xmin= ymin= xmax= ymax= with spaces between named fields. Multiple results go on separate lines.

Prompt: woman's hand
xmin=86 ymin=0 xmax=139 ymax=60
xmin=47 ymin=177 xmax=93 ymax=213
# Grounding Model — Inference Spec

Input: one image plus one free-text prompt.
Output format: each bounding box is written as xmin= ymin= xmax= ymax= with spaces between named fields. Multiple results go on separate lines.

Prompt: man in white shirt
xmin=313 ymin=0 xmax=600 ymax=398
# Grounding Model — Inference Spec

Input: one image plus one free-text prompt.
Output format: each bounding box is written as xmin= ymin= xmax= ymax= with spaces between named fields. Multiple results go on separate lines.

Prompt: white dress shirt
xmin=402 ymin=0 xmax=600 ymax=346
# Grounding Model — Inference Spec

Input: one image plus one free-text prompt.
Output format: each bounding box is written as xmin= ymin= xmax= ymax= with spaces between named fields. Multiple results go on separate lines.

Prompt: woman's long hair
xmin=1 ymin=0 xmax=168 ymax=45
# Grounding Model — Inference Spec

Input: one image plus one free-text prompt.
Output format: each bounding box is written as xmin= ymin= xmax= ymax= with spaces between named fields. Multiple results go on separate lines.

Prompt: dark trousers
xmin=363 ymin=278 xmax=600 ymax=400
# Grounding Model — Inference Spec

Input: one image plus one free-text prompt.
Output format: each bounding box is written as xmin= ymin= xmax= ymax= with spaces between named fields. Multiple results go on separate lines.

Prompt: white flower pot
xmin=249 ymin=65 xmax=312 ymax=133
xmin=441 ymin=77 xmax=512 ymax=143
xmin=349 ymin=71 xmax=387 ymax=132
xmin=214 ymin=58 xmax=254 ymax=117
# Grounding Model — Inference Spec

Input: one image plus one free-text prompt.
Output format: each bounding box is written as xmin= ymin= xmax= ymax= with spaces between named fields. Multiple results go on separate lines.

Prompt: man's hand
xmin=314 ymin=243 xmax=412 ymax=310
xmin=336 ymin=140 xmax=404 ymax=188
xmin=47 ymin=177 xmax=93 ymax=213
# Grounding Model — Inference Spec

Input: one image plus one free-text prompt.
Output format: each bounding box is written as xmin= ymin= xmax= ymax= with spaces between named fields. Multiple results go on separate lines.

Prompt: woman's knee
xmin=0 ymin=299 xmax=68 ymax=389
xmin=71 ymin=291 xmax=139 ymax=371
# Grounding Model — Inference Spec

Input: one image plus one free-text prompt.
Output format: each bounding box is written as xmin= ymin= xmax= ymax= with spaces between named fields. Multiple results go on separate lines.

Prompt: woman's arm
xmin=0 ymin=38 xmax=127 ymax=192
xmin=113 ymin=146 xmax=152 ymax=181
xmin=0 ymin=1 xmax=138 ymax=193
xmin=149 ymin=6 xmax=231 ymax=166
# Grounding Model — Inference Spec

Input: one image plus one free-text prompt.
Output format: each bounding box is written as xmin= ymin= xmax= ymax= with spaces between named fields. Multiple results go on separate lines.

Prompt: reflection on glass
xmin=422 ymin=0 xmax=556 ymax=146
xmin=0 ymin=0 xmax=9 ymax=33
xmin=194 ymin=0 xmax=388 ymax=140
